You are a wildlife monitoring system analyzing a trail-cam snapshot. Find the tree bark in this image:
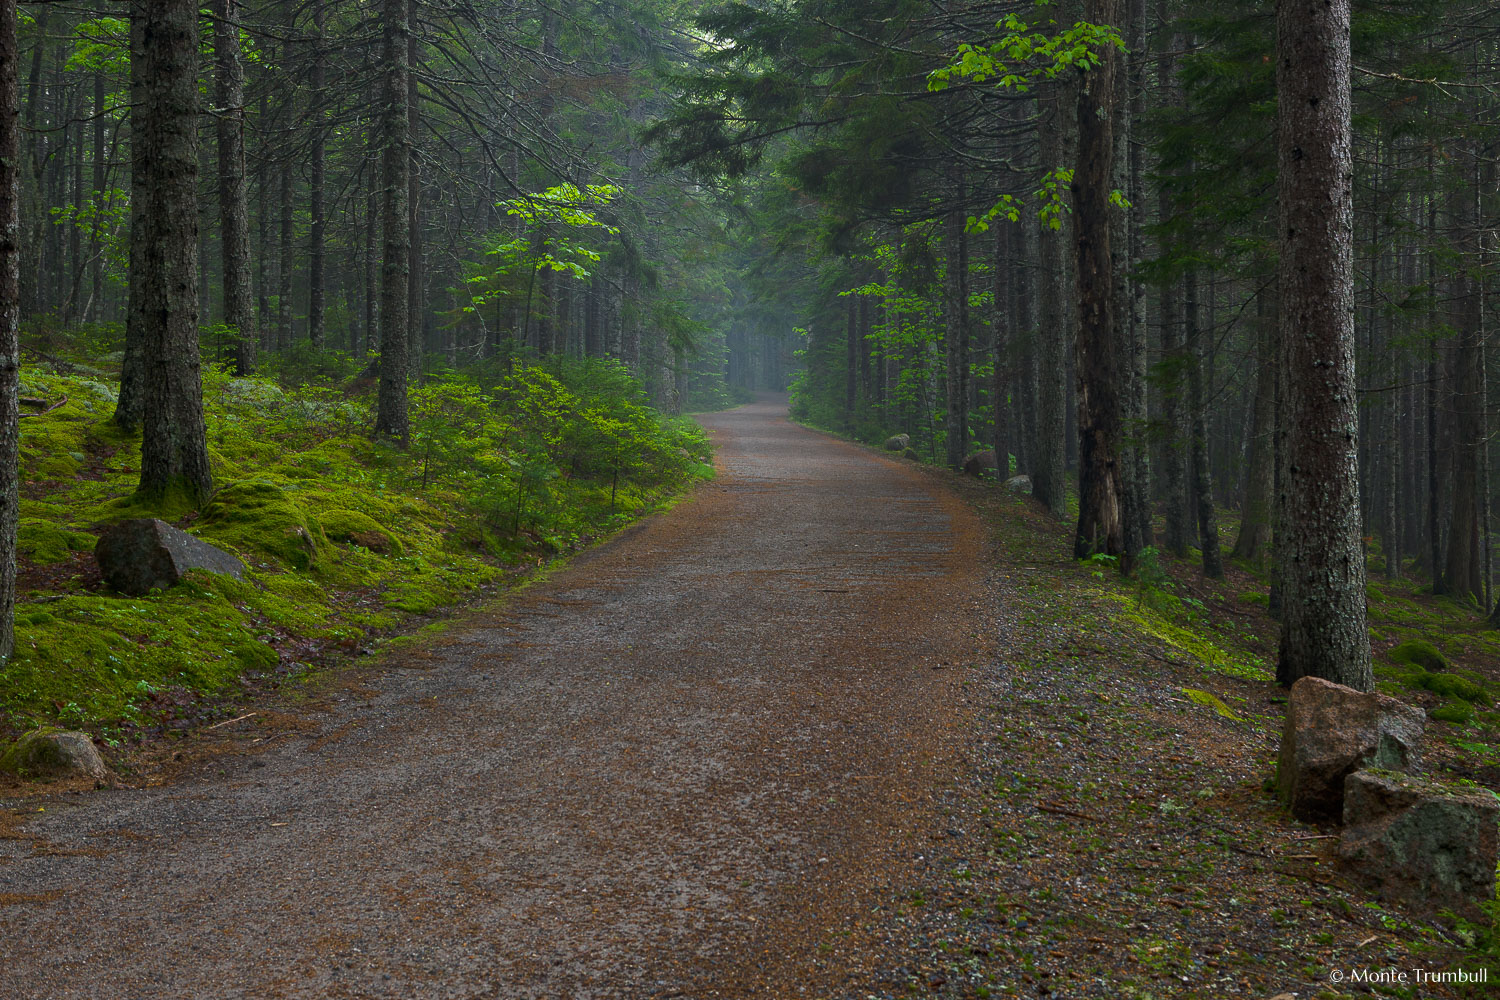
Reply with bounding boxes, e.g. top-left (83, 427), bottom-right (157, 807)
top-left (277, 164), bottom-right (293, 350)
top-left (134, 0), bottom-right (214, 505)
top-left (1033, 86), bottom-right (1070, 516)
top-left (88, 71), bottom-right (104, 323)
top-left (845, 288), bottom-right (857, 430)
top-left (1071, 0), bottom-right (1125, 560)
top-left (1231, 277), bottom-right (1276, 562)
top-left (1156, 16), bottom-right (1189, 557)
top-left (1274, 0), bottom-right (1370, 690)
top-left (1123, 0), bottom-right (1151, 553)
top-left (407, 30), bottom-right (423, 368)
top-left (1185, 269), bottom-right (1223, 577)
top-left (115, 14), bottom-right (148, 431)
top-left (944, 170), bottom-right (970, 469)
top-left (213, 0), bottom-right (255, 374)
top-left (1444, 162), bottom-right (1485, 604)
top-left (0, 0), bottom-right (19, 660)
top-left (307, 0), bottom-right (326, 352)
top-left (374, 0), bottom-right (411, 440)
top-left (992, 217), bottom-right (1010, 475)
